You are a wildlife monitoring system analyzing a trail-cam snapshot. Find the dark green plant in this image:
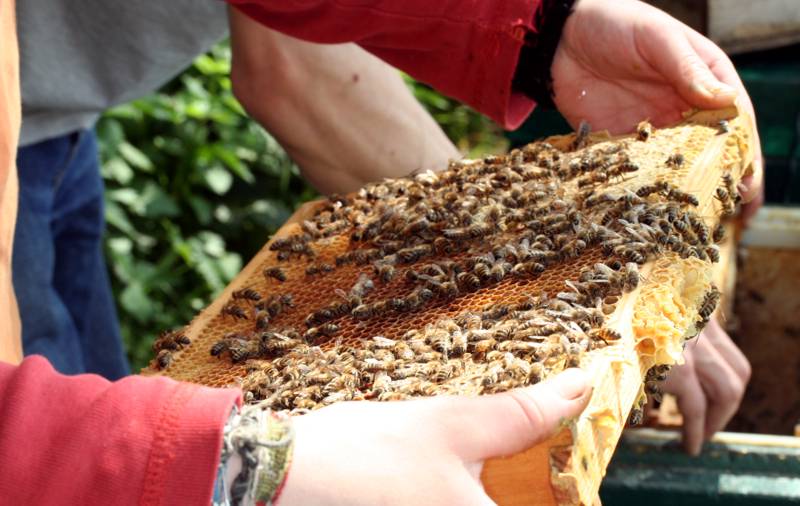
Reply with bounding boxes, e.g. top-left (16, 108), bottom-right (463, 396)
top-left (98, 43), bottom-right (506, 371)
